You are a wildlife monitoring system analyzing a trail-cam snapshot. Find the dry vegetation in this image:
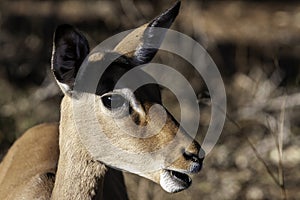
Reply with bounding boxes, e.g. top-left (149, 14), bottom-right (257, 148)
top-left (0, 0), bottom-right (299, 199)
